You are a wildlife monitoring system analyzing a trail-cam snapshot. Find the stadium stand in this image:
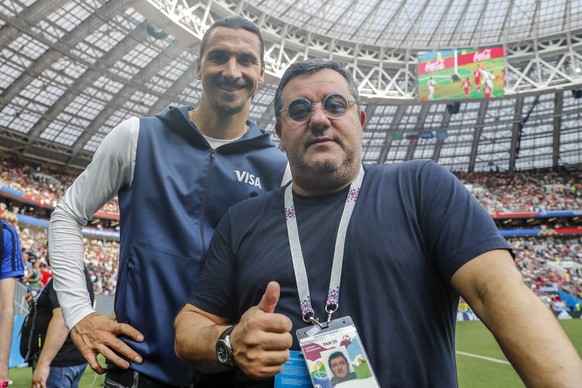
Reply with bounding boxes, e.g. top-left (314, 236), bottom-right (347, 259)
top-left (1, 158), bottom-right (580, 314)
